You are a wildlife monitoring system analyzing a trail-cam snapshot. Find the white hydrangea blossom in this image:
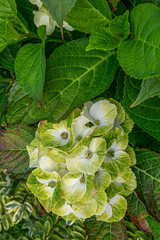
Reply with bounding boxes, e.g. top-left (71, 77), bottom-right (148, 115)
top-left (27, 99), bottom-right (136, 222)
